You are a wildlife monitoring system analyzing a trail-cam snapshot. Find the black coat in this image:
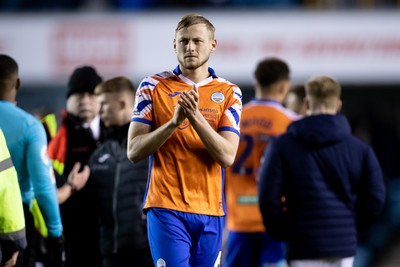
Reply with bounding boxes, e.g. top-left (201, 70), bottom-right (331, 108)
top-left (52, 113), bottom-right (106, 267)
top-left (89, 124), bottom-right (149, 256)
top-left (258, 114), bottom-right (386, 260)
